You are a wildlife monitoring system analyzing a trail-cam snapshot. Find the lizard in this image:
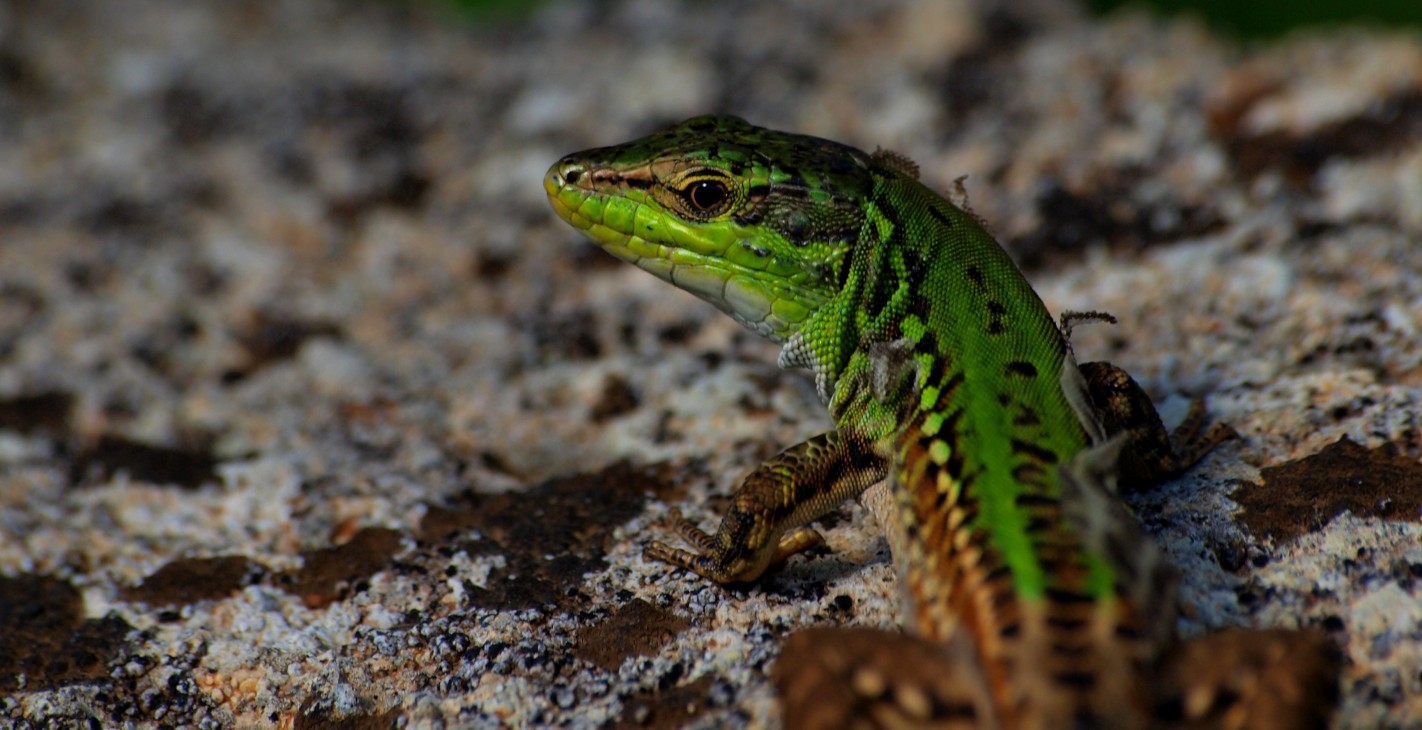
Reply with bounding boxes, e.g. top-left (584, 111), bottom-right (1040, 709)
top-left (544, 115), bottom-right (1340, 729)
